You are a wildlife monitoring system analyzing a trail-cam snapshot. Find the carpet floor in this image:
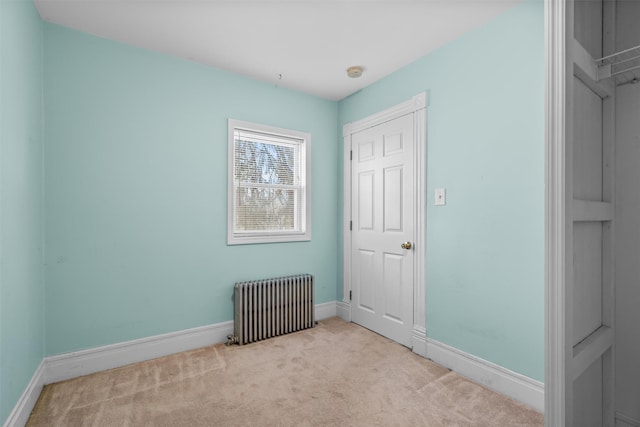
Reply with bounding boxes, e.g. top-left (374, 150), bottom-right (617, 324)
top-left (27, 317), bottom-right (543, 426)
